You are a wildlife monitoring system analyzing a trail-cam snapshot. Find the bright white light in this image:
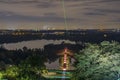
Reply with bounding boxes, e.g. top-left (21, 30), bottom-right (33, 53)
top-left (63, 68), bottom-right (66, 71)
